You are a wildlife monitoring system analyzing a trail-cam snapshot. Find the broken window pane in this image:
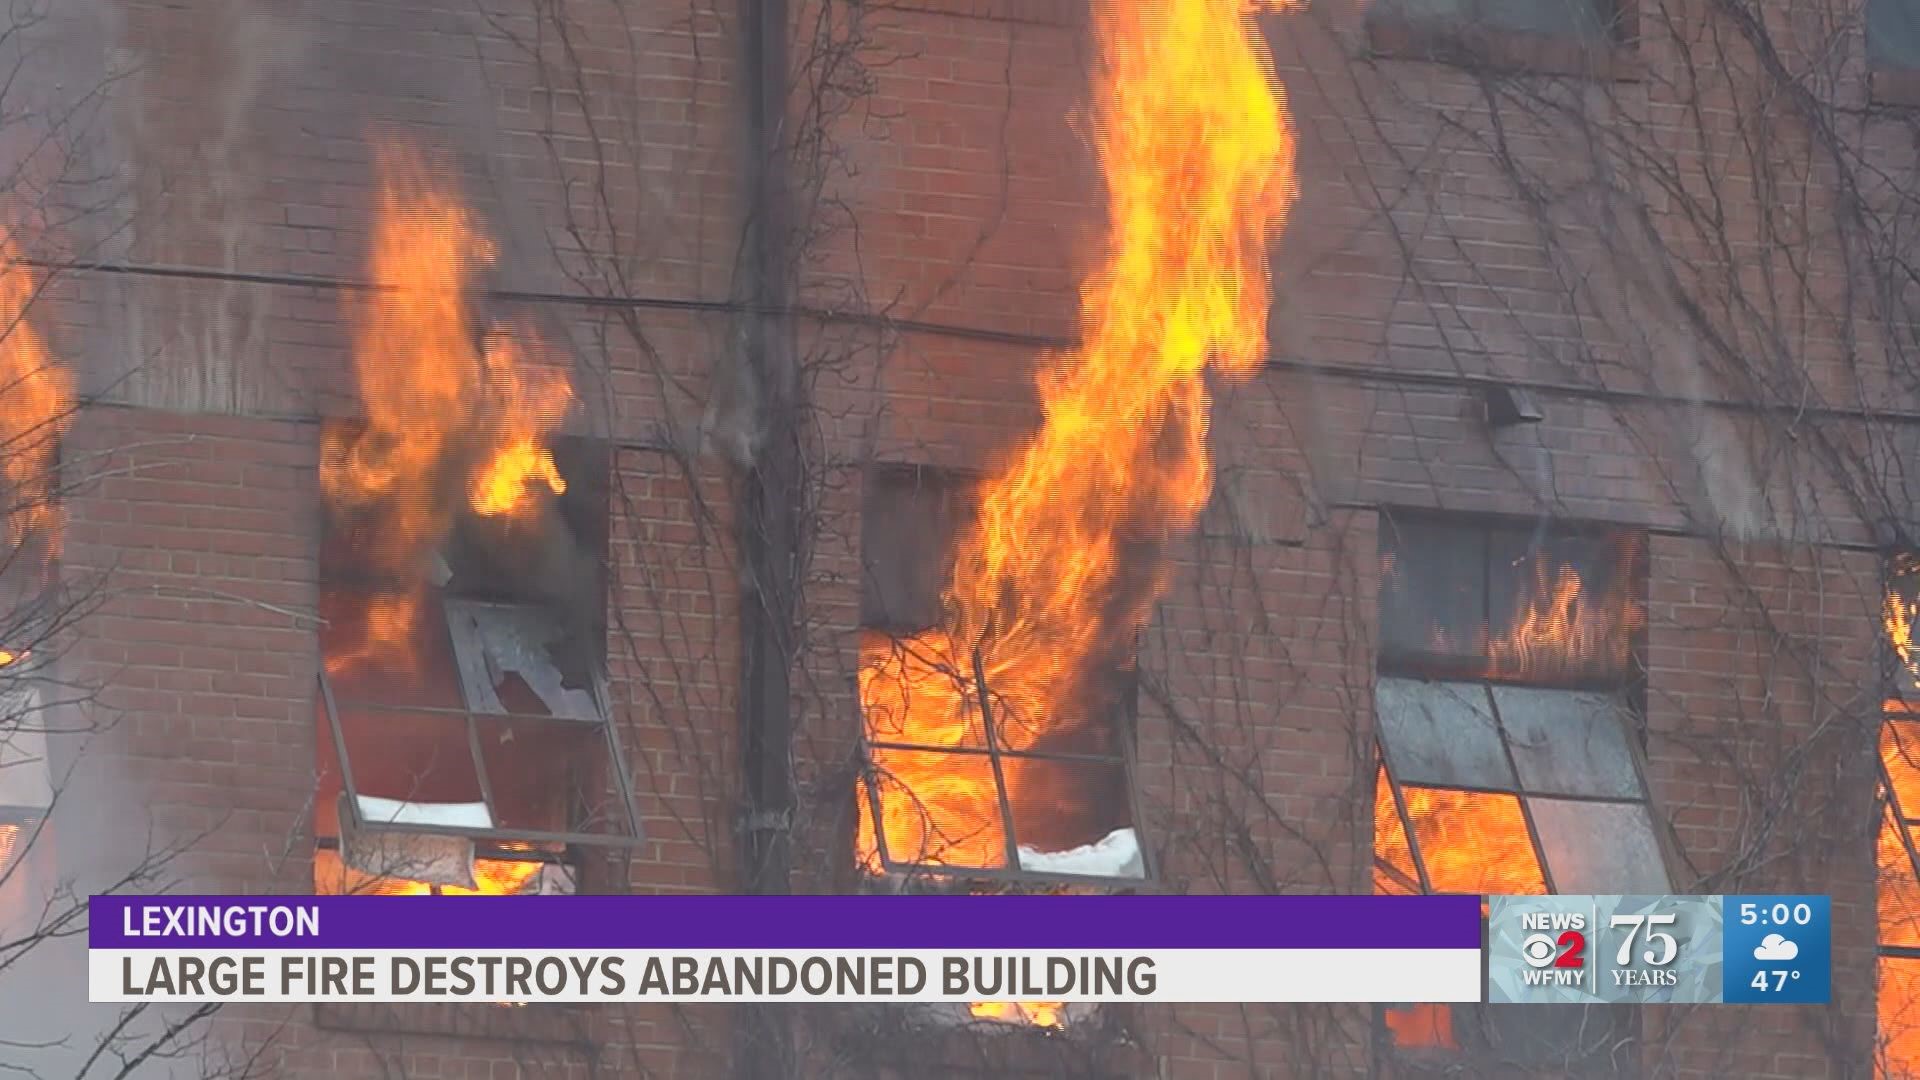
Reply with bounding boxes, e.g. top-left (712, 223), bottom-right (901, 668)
top-left (1528, 797), bottom-right (1669, 894)
top-left (1493, 686), bottom-right (1642, 799)
top-left (1375, 677), bottom-right (1511, 789)
top-left (445, 598), bottom-right (603, 722)
top-left (1399, 786), bottom-right (1545, 894)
